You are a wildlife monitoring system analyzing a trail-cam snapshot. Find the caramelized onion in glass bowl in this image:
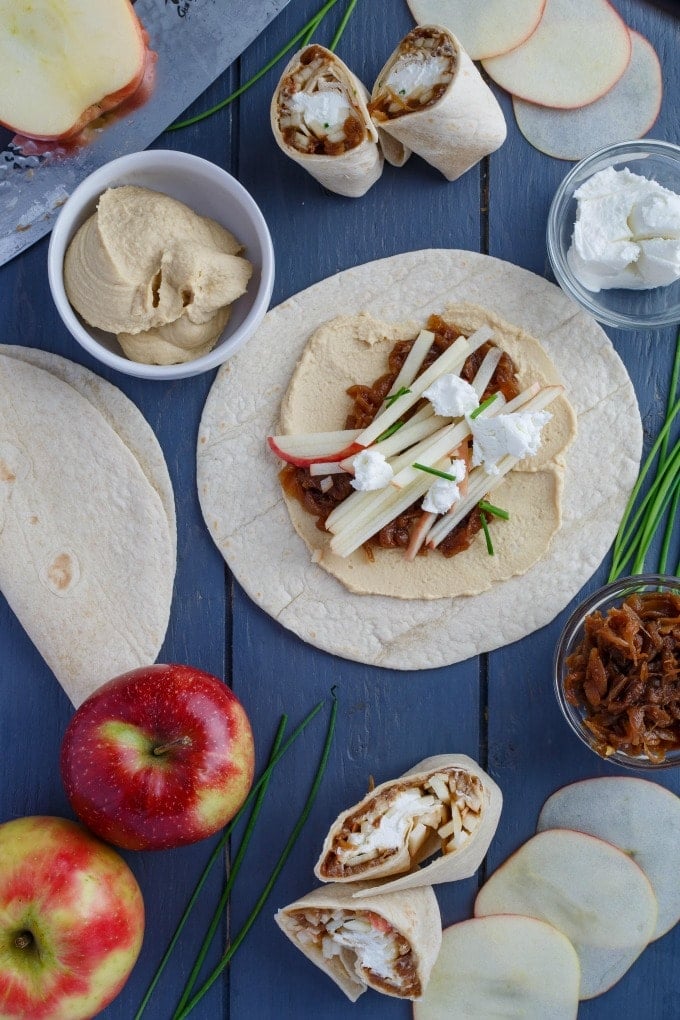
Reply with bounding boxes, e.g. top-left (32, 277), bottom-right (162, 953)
top-left (554, 575), bottom-right (680, 769)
